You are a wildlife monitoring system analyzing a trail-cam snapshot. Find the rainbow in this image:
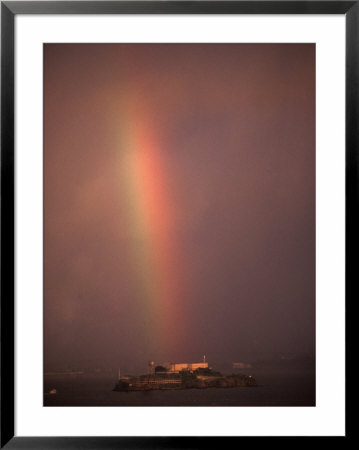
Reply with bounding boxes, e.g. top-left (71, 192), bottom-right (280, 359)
top-left (115, 99), bottom-right (185, 355)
